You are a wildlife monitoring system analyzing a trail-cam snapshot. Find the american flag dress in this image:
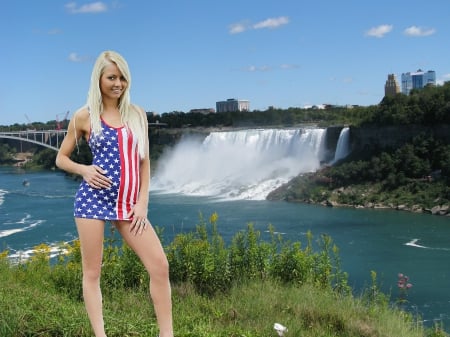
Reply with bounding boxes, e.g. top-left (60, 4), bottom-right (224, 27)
top-left (74, 119), bottom-right (140, 221)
